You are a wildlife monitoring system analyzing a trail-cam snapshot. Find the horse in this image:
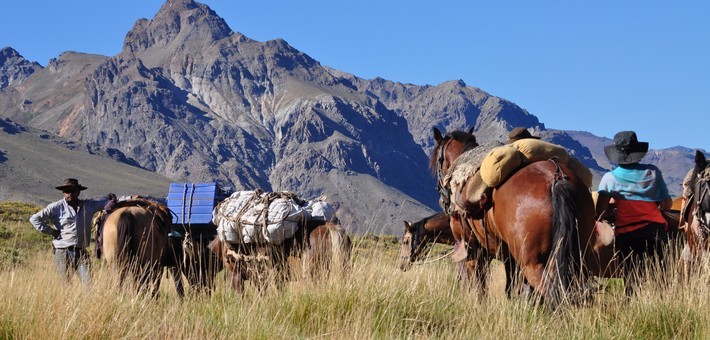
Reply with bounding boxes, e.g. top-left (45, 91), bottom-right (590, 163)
top-left (398, 212), bottom-right (456, 271)
top-left (164, 229), bottom-right (223, 296)
top-left (101, 199), bottom-right (172, 296)
top-left (679, 150), bottom-right (710, 270)
top-left (431, 127), bottom-right (605, 307)
top-left (305, 222), bottom-right (352, 278)
top-left (209, 218), bottom-right (351, 293)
